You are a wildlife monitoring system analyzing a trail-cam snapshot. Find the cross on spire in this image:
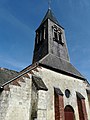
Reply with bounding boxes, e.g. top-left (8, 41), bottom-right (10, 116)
top-left (48, 0), bottom-right (51, 9)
